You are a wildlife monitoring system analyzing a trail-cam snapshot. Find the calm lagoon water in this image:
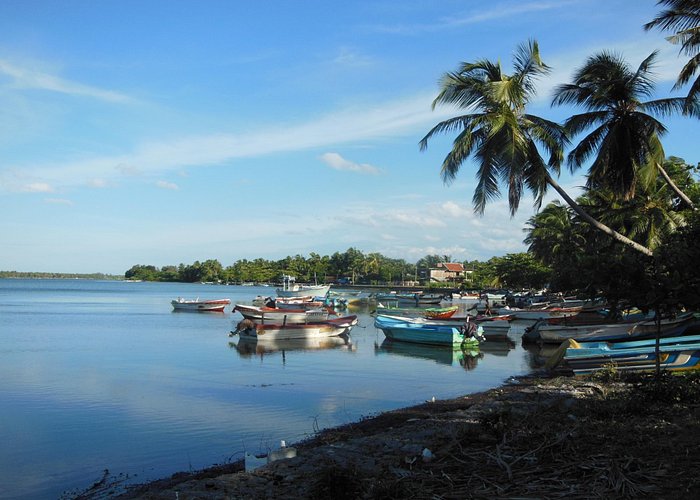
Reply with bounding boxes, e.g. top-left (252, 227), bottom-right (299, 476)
top-left (0, 279), bottom-right (538, 499)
